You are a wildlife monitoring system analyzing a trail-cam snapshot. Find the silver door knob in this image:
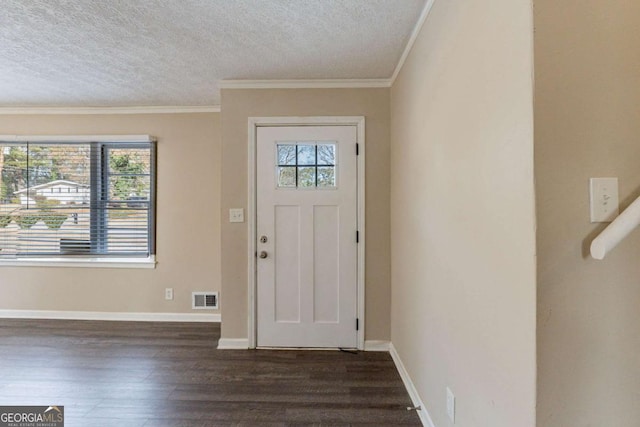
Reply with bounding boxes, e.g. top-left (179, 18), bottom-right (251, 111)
top-left (259, 251), bottom-right (268, 259)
